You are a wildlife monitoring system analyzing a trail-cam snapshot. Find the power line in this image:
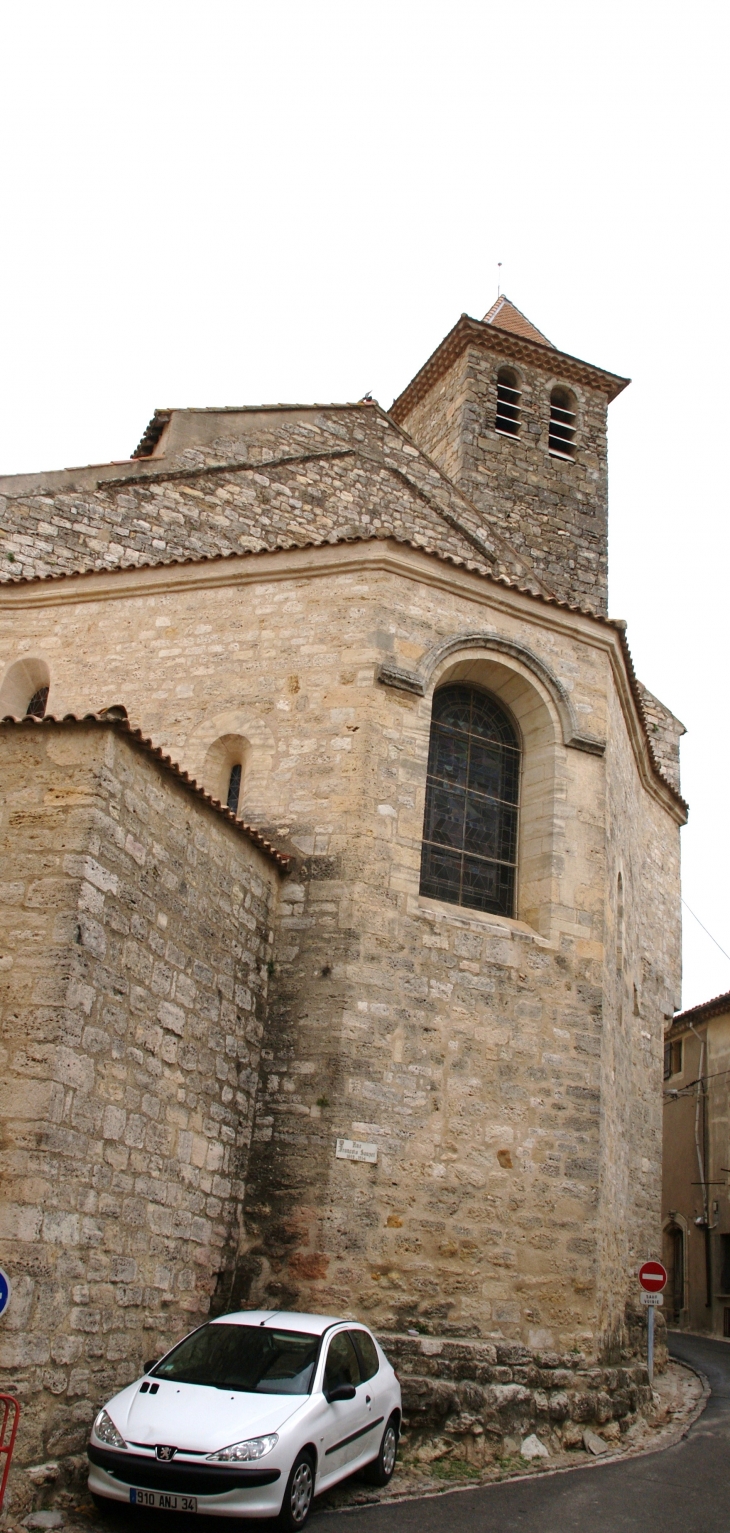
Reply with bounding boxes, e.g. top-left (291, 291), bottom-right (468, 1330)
top-left (682, 897), bottom-right (730, 965)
